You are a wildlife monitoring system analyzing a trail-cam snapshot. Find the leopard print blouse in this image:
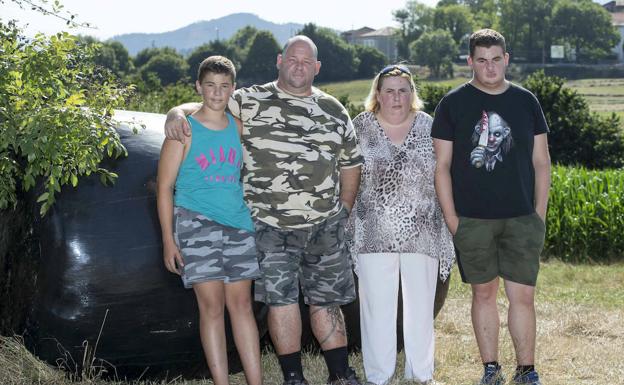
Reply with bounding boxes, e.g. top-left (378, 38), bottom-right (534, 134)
top-left (347, 111), bottom-right (455, 281)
